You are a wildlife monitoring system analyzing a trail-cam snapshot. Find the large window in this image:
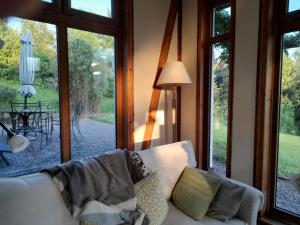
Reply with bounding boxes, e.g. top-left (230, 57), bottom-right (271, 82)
top-left (0, 18), bottom-right (61, 176)
top-left (256, 0), bottom-right (300, 223)
top-left (0, 0), bottom-right (127, 177)
top-left (274, 31), bottom-right (300, 217)
top-left (204, 1), bottom-right (234, 177)
top-left (67, 28), bottom-right (116, 160)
